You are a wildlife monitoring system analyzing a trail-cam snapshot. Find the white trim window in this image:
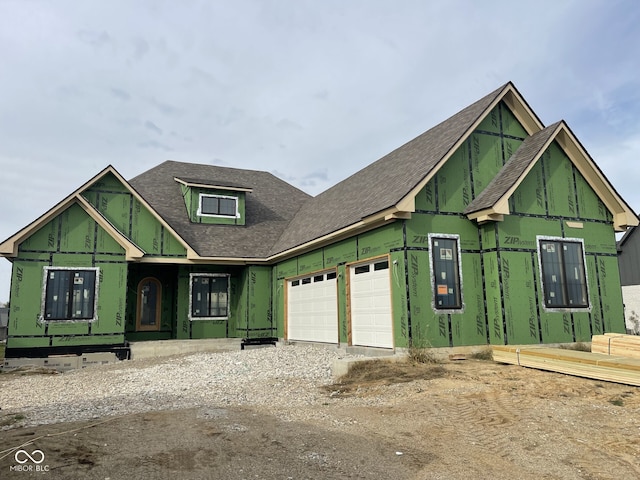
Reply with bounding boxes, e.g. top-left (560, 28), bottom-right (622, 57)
top-left (429, 234), bottom-right (464, 312)
top-left (42, 267), bottom-right (99, 321)
top-left (189, 273), bottom-right (230, 320)
top-left (537, 236), bottom-right (590, 311)
top-left (197, 193), bottom-right (239, 218)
